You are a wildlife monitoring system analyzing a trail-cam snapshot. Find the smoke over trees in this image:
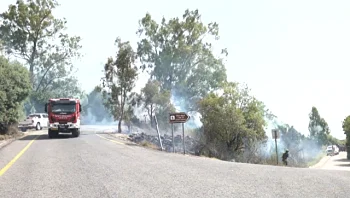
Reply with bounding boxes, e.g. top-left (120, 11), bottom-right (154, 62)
top-left (130, 10), bottom-right (285, 162)
top-left (90, 9), bottom-right (343, 164)
top-left (308, 107), bottom-right (330, 146)
top-left (137, 80), bottom-right (175, 128)
top-left (80, 88), bottom-right (112, 124)
top-left (136, 9), bottom-right (227, 111)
